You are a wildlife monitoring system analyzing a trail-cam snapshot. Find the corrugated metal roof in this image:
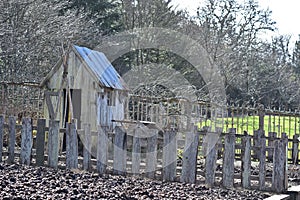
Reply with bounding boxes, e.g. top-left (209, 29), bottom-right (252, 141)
top-left (74, 45), bottom-right (127, 90)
